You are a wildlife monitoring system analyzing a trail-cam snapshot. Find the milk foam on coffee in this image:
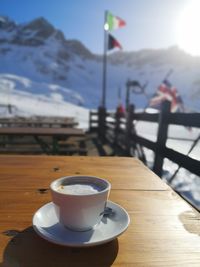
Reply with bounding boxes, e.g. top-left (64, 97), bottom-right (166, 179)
top-left (57, 183), bottom-right (101, 195)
